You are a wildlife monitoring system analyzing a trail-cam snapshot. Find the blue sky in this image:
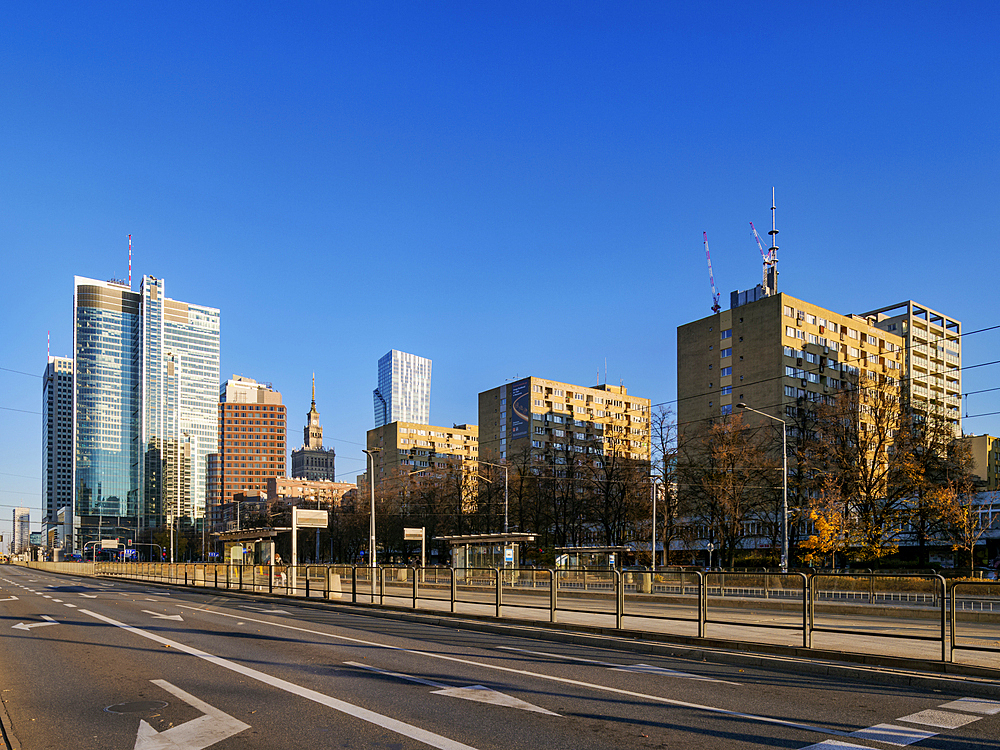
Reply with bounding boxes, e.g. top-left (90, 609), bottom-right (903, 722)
top-left (2, 2), bottom-right (999, 541)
